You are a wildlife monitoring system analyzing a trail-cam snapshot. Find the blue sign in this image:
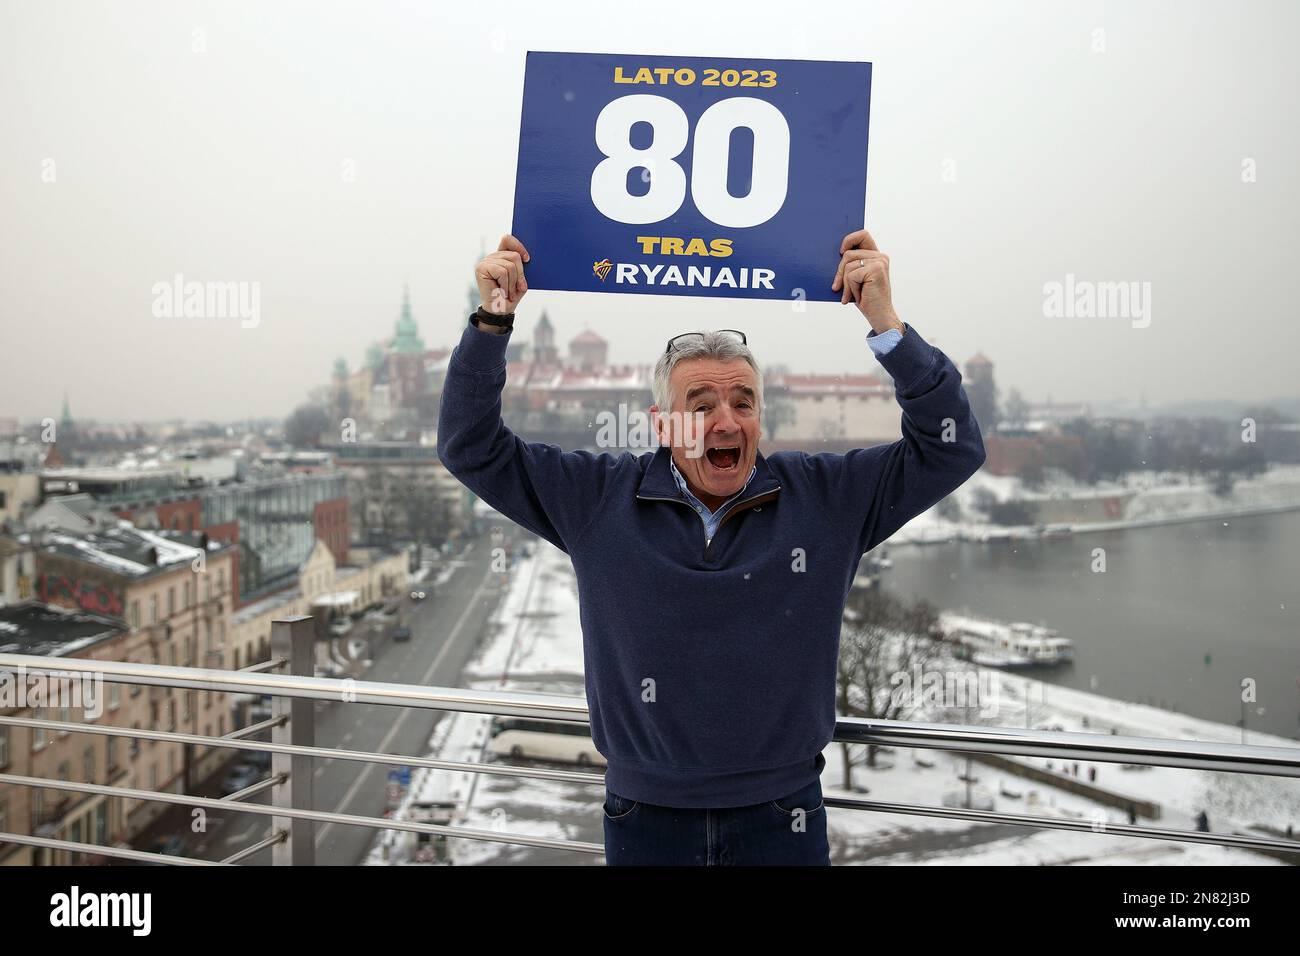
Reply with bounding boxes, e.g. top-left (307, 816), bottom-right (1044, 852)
top-left (511, 51), bottom-right (872, 303)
